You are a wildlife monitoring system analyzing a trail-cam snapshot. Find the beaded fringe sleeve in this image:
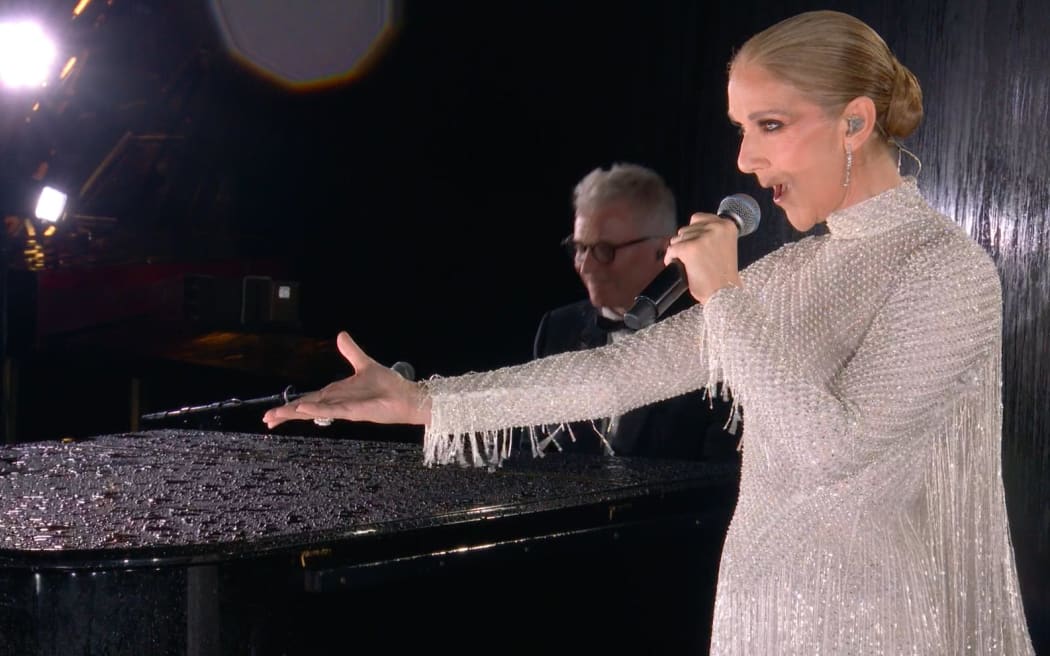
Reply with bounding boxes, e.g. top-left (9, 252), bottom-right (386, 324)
top-left (419, 179), bottom-right (1033, 654)
top-left (420, 303), bottom-right (715, 467)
